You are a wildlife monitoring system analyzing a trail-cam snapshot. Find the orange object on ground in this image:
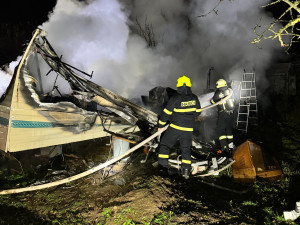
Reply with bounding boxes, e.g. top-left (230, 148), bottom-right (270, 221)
top-left (232, 140), bottom-right (283, 181)
top-left (144, 148), bottom-right (149, 155)
top-left (217, 150), bottom-right (223, 155)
